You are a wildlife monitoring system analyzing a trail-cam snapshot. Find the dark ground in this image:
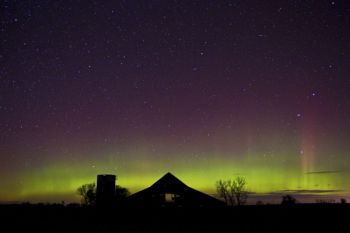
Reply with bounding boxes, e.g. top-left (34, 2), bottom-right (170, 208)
top-left (1, 204), bottom-right (349, 233)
